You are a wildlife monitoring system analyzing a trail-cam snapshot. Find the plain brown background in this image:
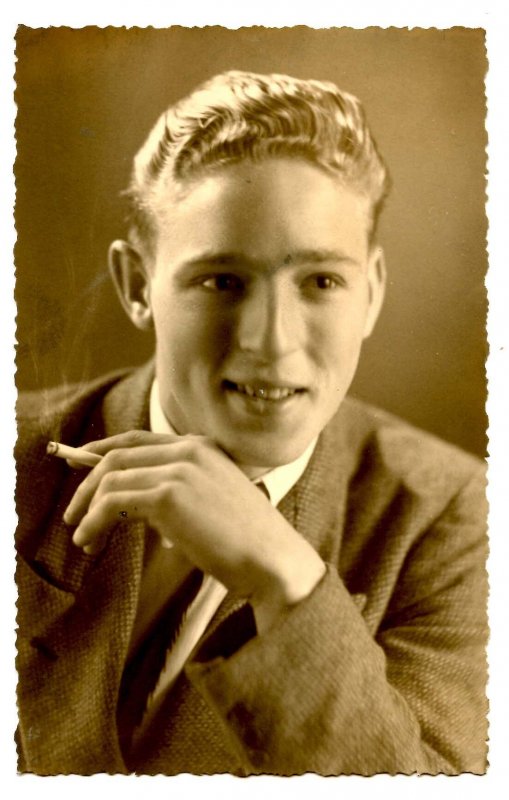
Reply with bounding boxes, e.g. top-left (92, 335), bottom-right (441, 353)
top-left (15, 26), bottom-right (488, 457)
